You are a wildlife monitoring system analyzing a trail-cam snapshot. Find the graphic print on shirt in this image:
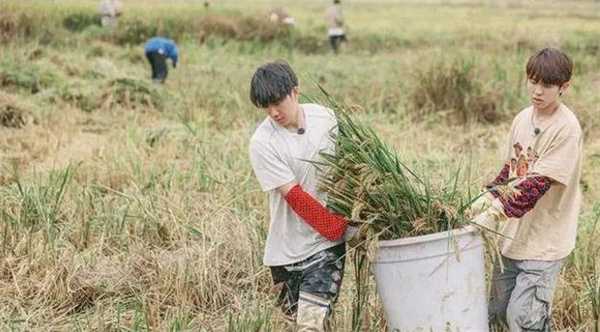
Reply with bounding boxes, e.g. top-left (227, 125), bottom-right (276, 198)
top-left (510, 142), bottom-right (539, 178)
